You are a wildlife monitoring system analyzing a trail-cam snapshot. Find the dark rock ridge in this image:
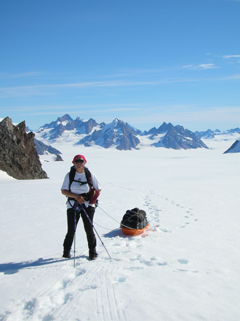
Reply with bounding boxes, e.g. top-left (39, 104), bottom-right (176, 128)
top-left (223, 140), bottom-right (240, 154)
top-left (34, 138), bottom-right (61, 155)
top-left (0, 117), bottom-right (48, 179)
